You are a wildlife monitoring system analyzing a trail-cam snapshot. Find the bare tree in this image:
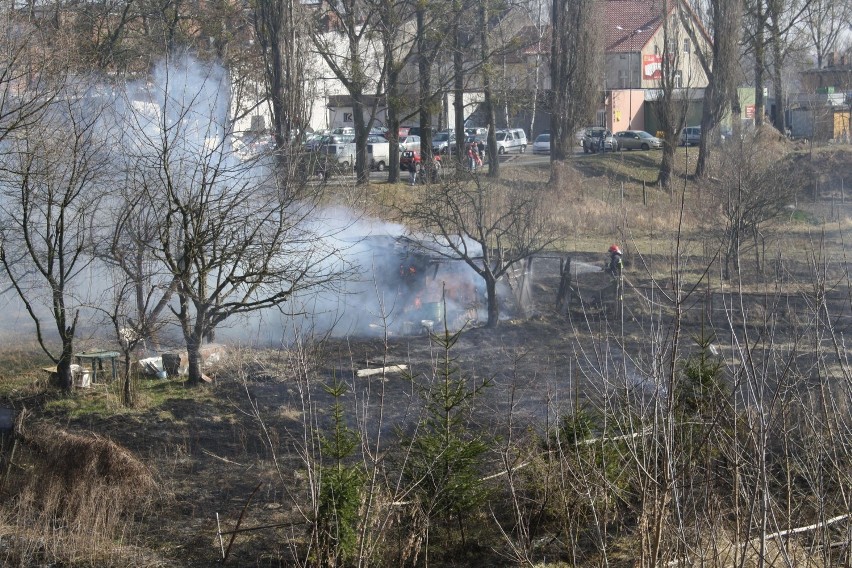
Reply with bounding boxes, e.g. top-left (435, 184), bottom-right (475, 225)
top-left (682, 0), bottom-right (743, 179)
top-left (310, 0), bottom-right (388, 185)
top-left (743, 0), bottom-right (810, 132)
top-left (414, 1), bottom-right (450, 182)
top-left (401, 175), bottom-right (557, 328)
top-left (704, 131), bottom-right (801, 279)
top-left (96, 191), bottom-right (179, 405)
top-left (655, 0), bottom-right (691, 189)
top-left (0, 91), bottom-right (111, 392)
top-left (548, 0), bottom-right (602, 186)
top-left (377, 0), bottom-right (417, 183)
top-left (67, 0), bottom-right (141, 71)
top-left (0, 19), bottom-right (58, 148)
top-left (124, 56), bottom-right (345, 384)
top-left (765, 0), bottom-right (810, 133)
top-left (803, 0), bottom-right (850, 69)
top-left (254, 0), bottom-right (314, 148)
